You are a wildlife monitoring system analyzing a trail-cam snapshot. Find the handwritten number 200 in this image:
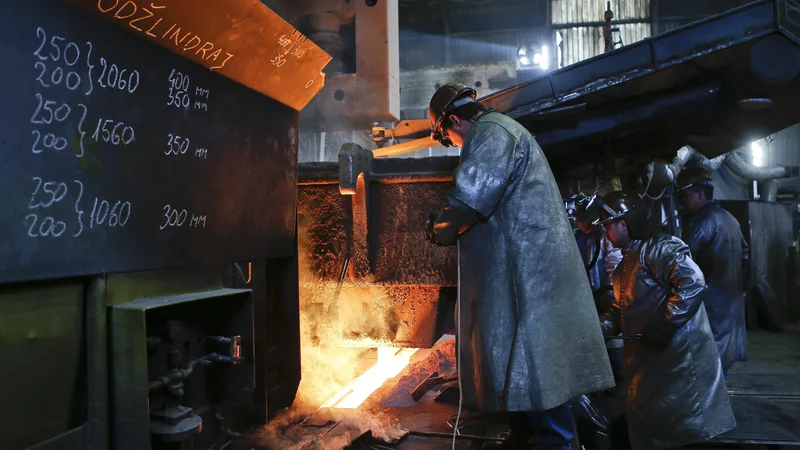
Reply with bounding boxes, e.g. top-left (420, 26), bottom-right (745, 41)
top-left (32, 130), bottom-right (68, 154)
top-left (25, 214), bottom-right (67, 238)
top-left (35, 62), bottom-right (81, 90)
